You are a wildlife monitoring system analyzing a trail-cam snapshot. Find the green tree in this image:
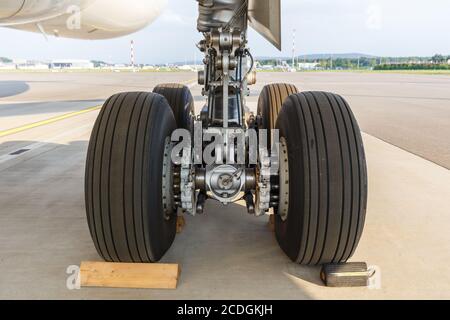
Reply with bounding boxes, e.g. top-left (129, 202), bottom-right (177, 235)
top-left (0, 57), bottom-right (12, 63)
top-left (432, 54), bottom-right (445, 64)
